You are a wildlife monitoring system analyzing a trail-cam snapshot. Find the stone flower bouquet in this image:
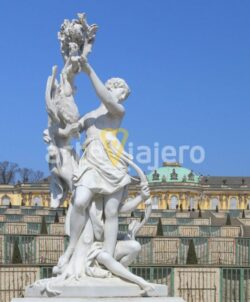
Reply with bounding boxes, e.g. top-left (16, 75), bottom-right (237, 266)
top-left (58, 13), bottom-right (98, 63)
